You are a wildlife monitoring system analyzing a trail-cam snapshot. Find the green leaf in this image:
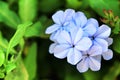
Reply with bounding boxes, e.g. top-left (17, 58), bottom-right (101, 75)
top-left (7, 22), bottom-right (32, 56)
top-left (88, 0), bottom-right (120, 17)
top-left (0, 32), bottom-right (9, 51)
top-left (65, 75), bottom-right (81, 80)
top-left (25, 21), bottom-right (42, 37)
top-left (83, 70), bottom-right (100, 80)
top-left (24, 42), bottom-right (37, 80)
top-left (112, 20), bottom-right (120, 34)
top-left (65, 70), bottom-right (84, 80)
top-left (113, 35), bottom-right (120, 53)
top-left (103, 61), bottom-right (120, 80)
top-left (7, 0), bottom-right (16, 4)
top-left (0, 72), bottom-right (5, 78)
top-left (19, 0), bottom-right (37, 22)
top-left (39, 0), bottom-right (63, 13)
top-left (39, 16), bottom-right (52, 38)
top-left (5, 62), bottom-right (16, 74)
top-left (66, 0), bottom-right (82, 9)
top-left (0, 50), bottom-right (5, 66)
top-left (0, 1), bottom-right (21, 29)
top-left (5, 59), bottom-right (28, 80)
top-left (0, 32), bottom-right (16, 54)
top-left (25, 20), bottom-right (49, 38)
top-left (64, 64), bottom-right (85, 80)
top-left (65, 74), bottom-right (84, 80)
